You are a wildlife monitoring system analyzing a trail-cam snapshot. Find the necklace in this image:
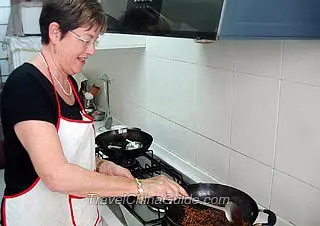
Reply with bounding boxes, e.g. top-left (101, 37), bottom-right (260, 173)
top-left (38, 52), bottom-right (72, 96)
